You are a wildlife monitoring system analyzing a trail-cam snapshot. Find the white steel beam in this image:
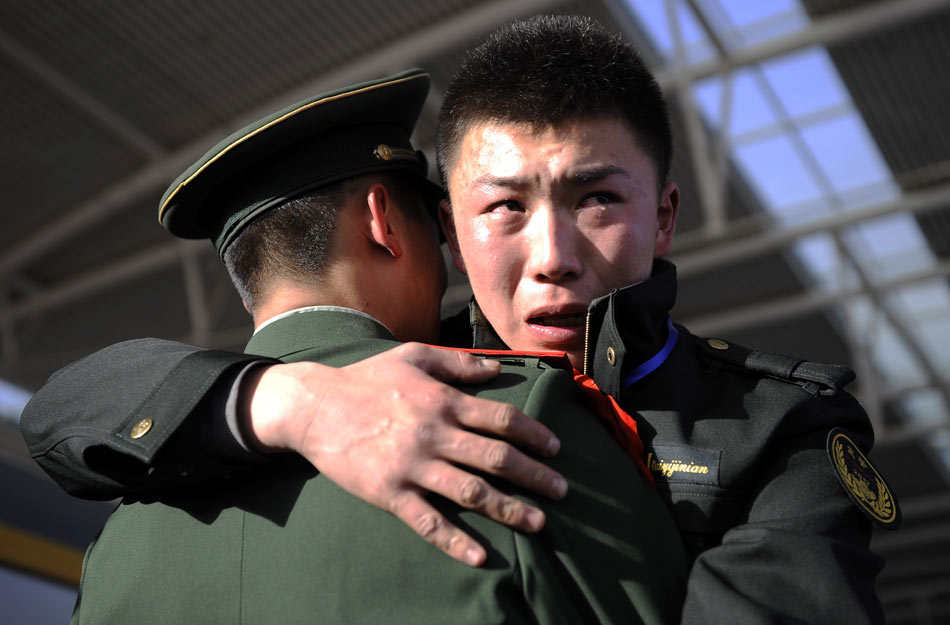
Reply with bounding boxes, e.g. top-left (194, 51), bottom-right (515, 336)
top-left (0, 0), bottom-right (562, 279)
top-left (667, 0), bottom-right (731, 237)
top-left (179, 239), bottom-right (212, 346)
top-left (0, 31), bottom-right (163, 159)
top-left (0, 243), bottom-right (181, 325)
top-left (683, 258), bottom-right (950, 336)
top-left (670, 182), bottom-right (950, 277)
top-left (6, 182), bottom-right (949, 328)
top-left (655, 0), bottom-right (950, 89)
